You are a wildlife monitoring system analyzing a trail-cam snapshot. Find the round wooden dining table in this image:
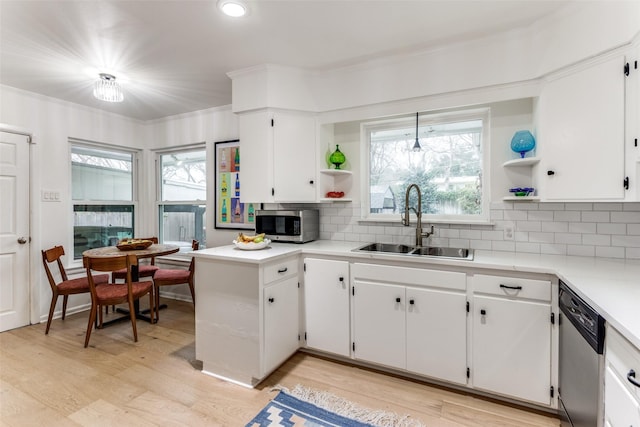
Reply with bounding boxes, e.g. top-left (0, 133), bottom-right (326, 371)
top-left (83, 243), bottom-right (180, 262)
top-left (83, 243), bottom-right (180, 325)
